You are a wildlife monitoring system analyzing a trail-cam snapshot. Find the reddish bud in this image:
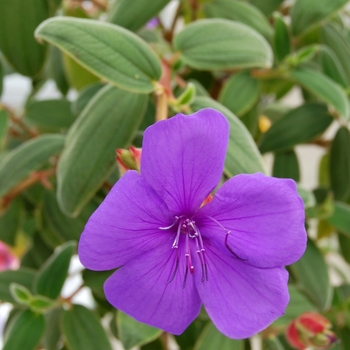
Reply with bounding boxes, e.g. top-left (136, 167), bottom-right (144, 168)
top-left (286, 312), bottom-right (337, 350)
top-left (200, 194), bottom-right (214, 208)
top-left (116, 147), bottom-right (142, 176)
top-left (0, 241), bottom-right (19, 271)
